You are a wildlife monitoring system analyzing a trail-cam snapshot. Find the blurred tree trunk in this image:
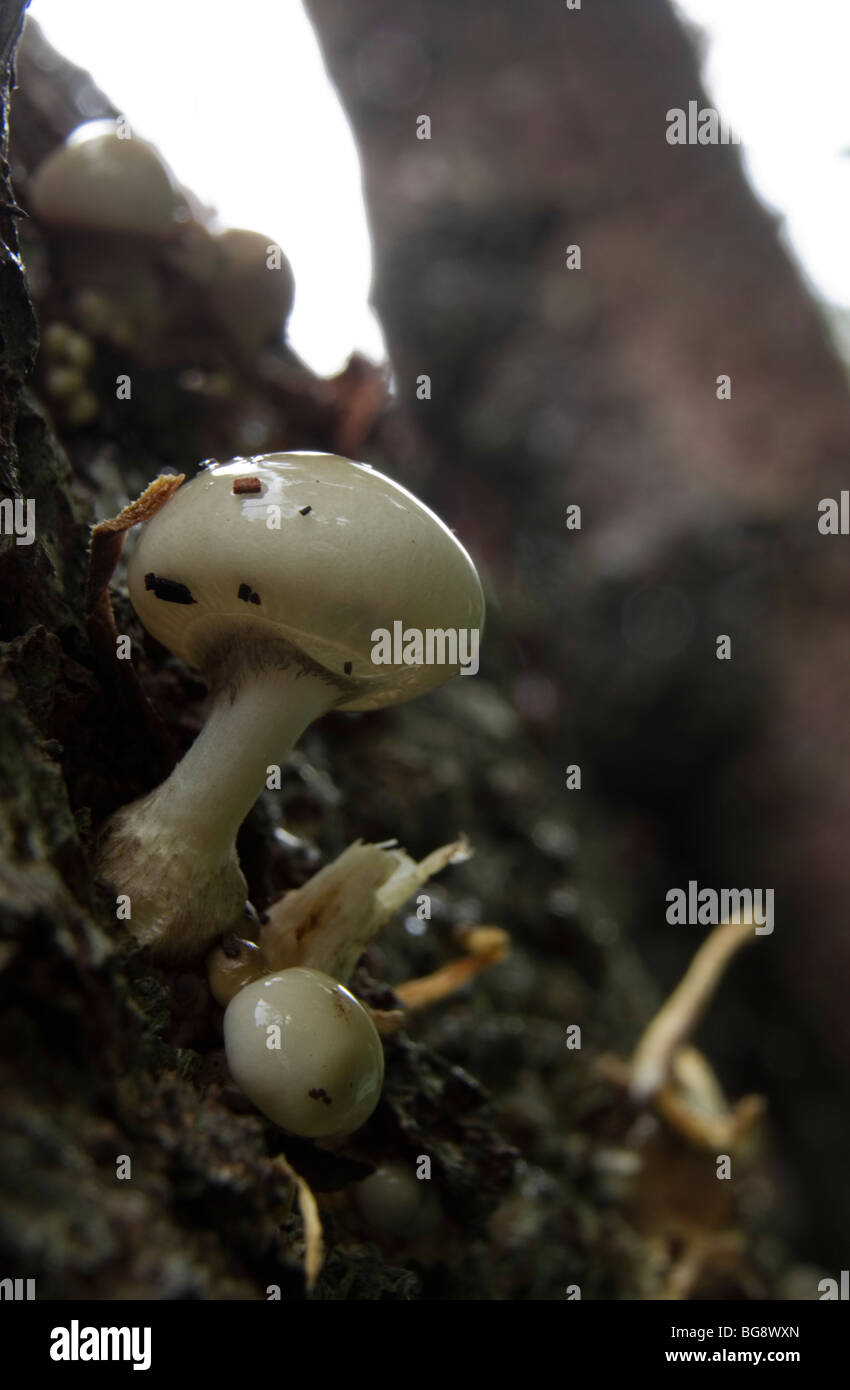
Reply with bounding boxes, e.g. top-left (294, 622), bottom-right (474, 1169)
top-left (306, 0), bottom-right (850, 1260)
